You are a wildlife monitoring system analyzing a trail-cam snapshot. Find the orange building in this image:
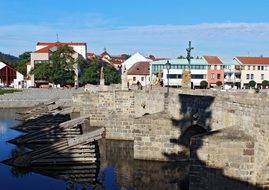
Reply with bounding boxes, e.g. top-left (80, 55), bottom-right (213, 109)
top-left (204, 56), bottom-right (224, 88)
